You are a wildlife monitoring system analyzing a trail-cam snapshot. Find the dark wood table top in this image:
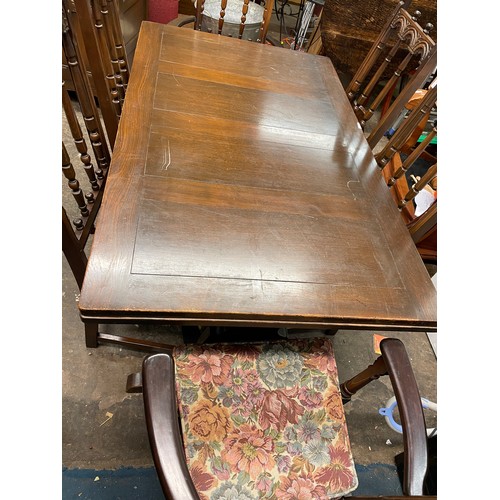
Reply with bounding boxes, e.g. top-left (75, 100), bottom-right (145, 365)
top-left (79, 21), bottom-right (437, 332)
